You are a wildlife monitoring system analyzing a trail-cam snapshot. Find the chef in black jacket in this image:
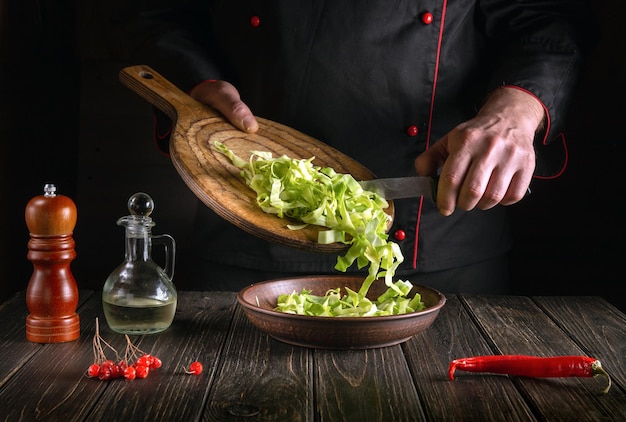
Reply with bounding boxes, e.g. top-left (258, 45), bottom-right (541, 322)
top-left (131, 1), bottom-right (594, 292)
